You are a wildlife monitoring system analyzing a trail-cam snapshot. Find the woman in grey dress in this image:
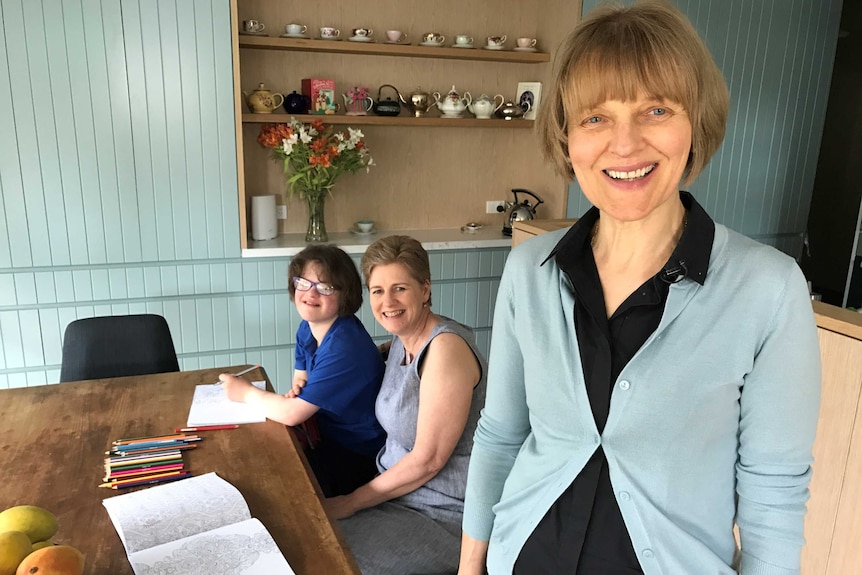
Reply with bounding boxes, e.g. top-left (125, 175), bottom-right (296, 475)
top-left (324, 235), bottom-right (487, 575)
